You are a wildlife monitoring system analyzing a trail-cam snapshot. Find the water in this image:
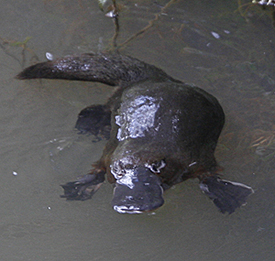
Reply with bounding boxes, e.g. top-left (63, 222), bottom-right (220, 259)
top-left (0, 0), bottom-right (274, 260)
